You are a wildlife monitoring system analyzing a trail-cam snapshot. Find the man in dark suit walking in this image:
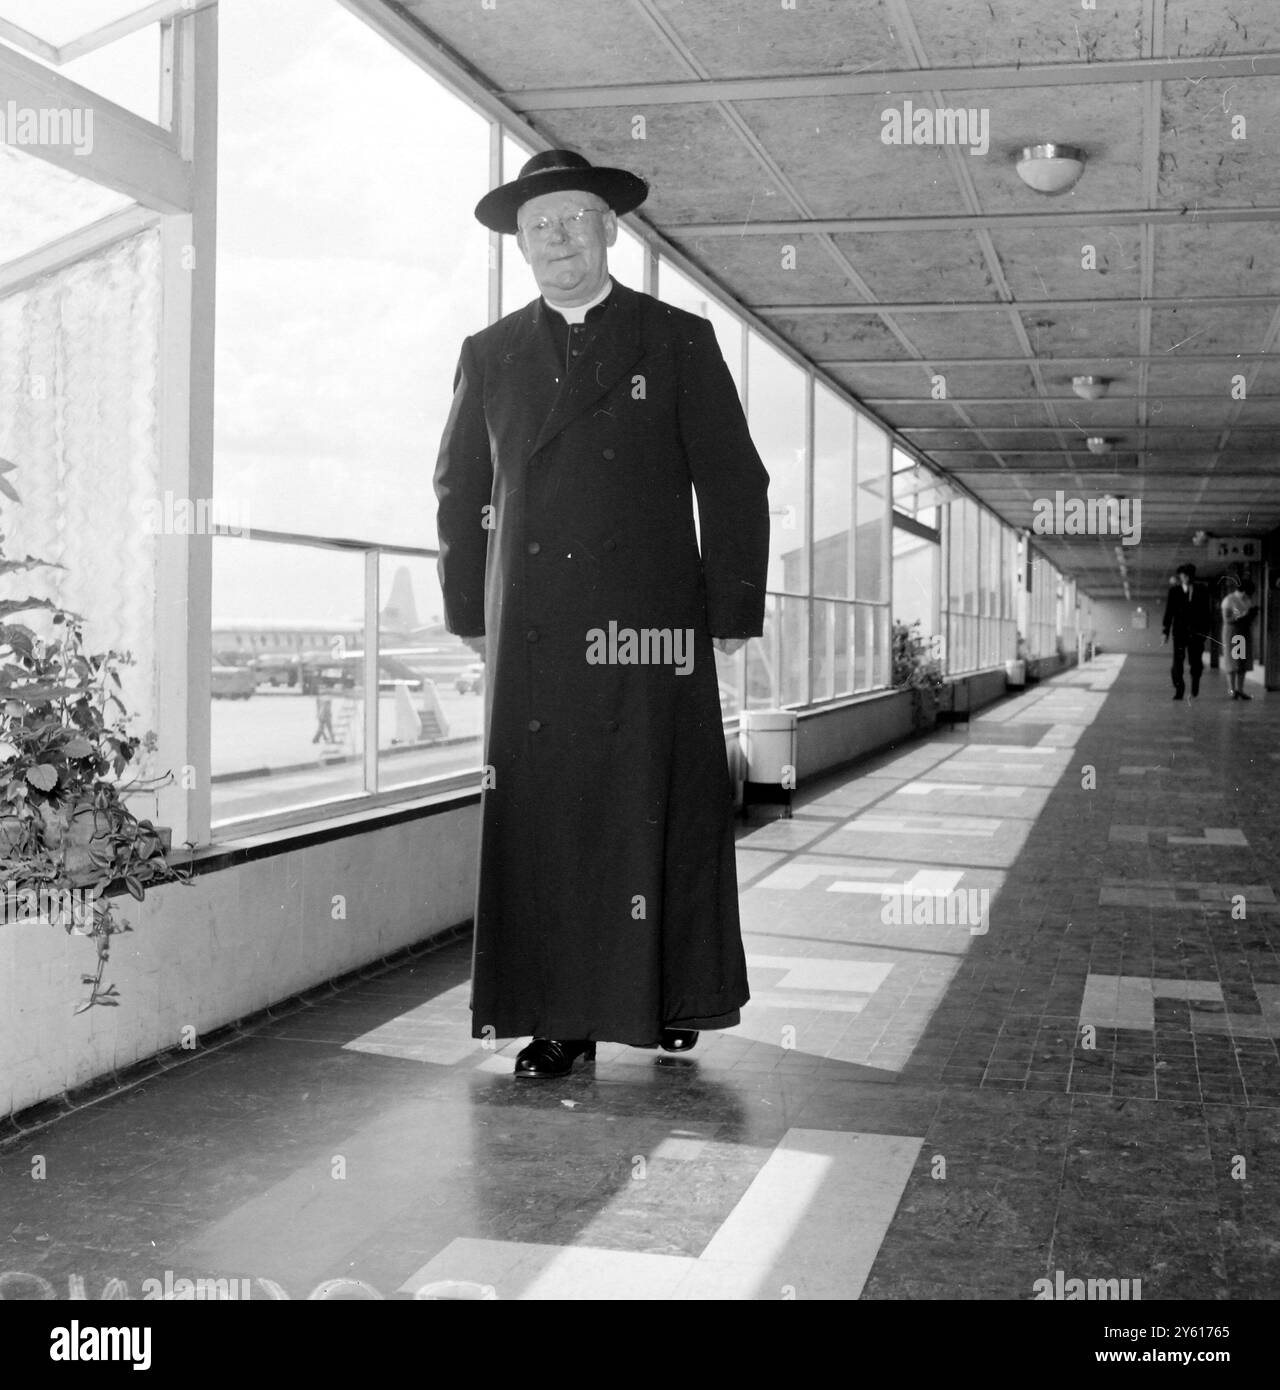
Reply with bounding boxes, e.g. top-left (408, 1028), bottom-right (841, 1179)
top-left (434, 150), bottom-right (771, 1077)
top-left (1162, 562), bottom-right (1213, 699)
